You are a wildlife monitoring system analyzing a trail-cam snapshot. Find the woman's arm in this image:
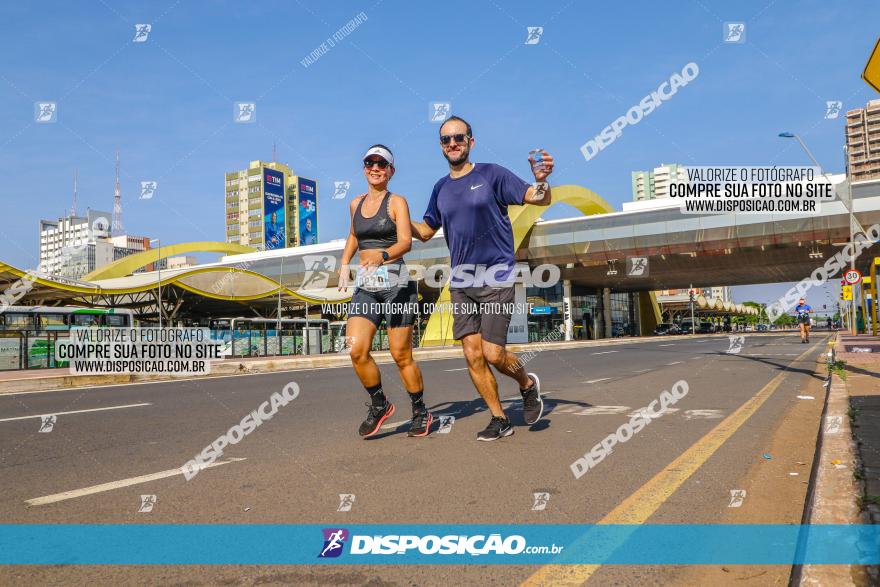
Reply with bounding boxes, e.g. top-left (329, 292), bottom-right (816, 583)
top-left (338, 197), bottom-right (362, 289)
